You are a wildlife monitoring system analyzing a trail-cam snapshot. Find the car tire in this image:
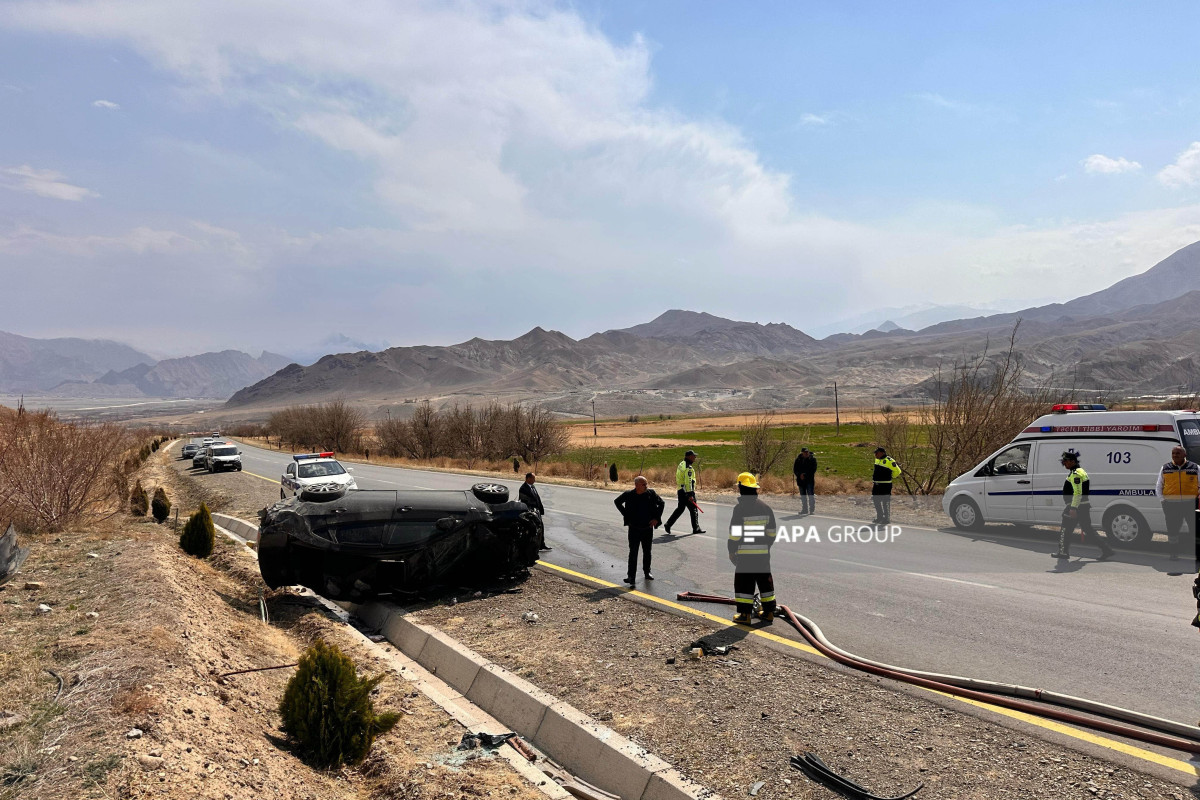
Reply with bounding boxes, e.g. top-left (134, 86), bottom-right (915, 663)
top-left (471, 483), bottom-right (510, 504)
top-left (950, 497), bottom-right (983, 531)
top-left (280, 488), bottom-right (286, 500)
top-left (1103, 506), bottom-right (1151, 549)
